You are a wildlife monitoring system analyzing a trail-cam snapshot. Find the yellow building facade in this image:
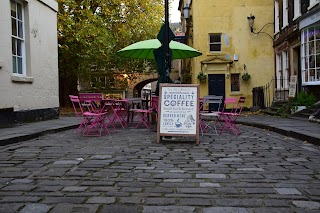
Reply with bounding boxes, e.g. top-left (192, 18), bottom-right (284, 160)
top-left (179, 0), bottom-right (274, 108)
